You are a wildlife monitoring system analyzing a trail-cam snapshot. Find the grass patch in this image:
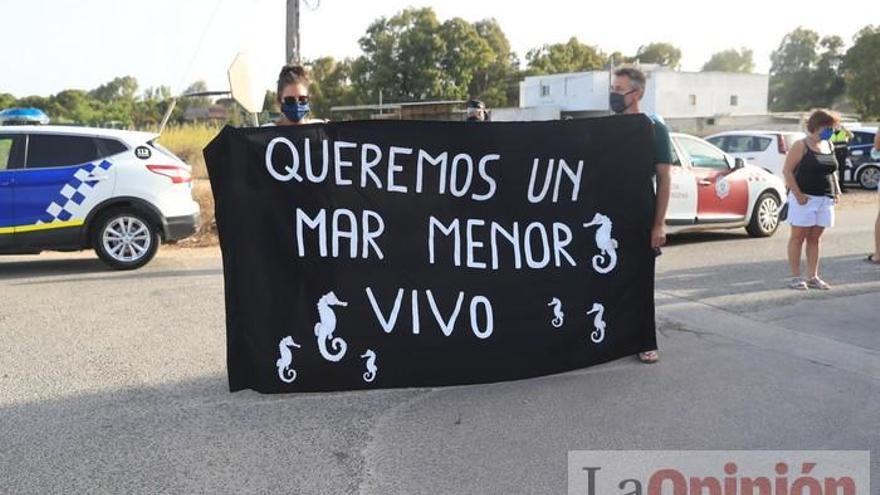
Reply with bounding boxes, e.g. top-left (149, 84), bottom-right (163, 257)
top-left (155, 125), bottom-right (222, 246)
top-left (173, 179), bottom-right (217, 247)
top-left (157, 124), bottom-right (222, 180)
